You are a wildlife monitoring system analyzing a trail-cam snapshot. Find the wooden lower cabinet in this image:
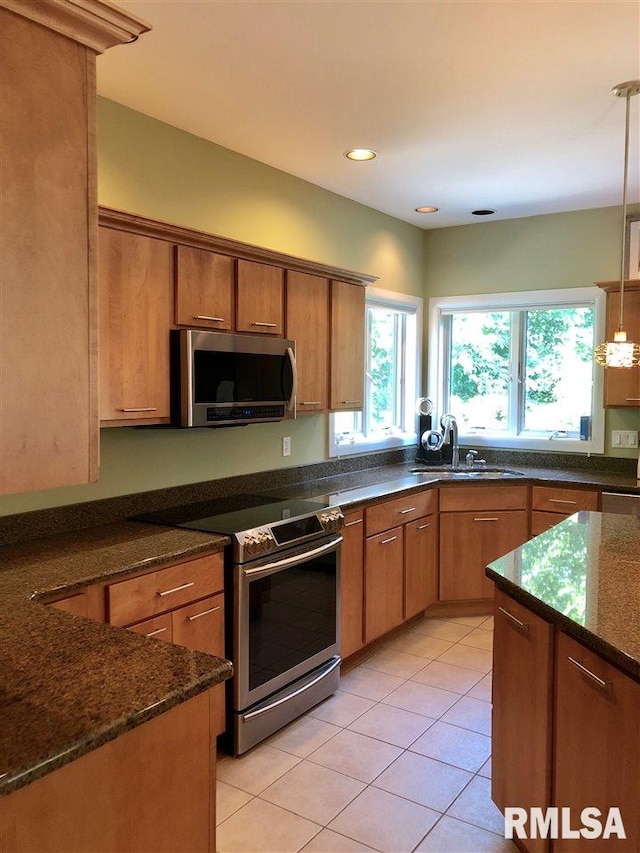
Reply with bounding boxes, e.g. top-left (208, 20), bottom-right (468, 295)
top-left (492, 589), bottom-right (553, 853)
top-left (364, 526), bottom-right (404, 642)
top-left (553, 632), bottom-right (640, 852)
top-left (126, 589), bottom-right (226, 737)
top-left (531, 486), bottom-right (600, 537)
top-left (492, 588), bottom-right (640, 853)
top-left (404, 514), bottom-right (438, 619)
top-left (0, 690), bottom-right (216, 853)
top-left (439, 509), bottom-right (528, 600)
top-left (172, 594), bottom-right (226, 736)
top-left (340, 510), bottom-right (365, 659)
